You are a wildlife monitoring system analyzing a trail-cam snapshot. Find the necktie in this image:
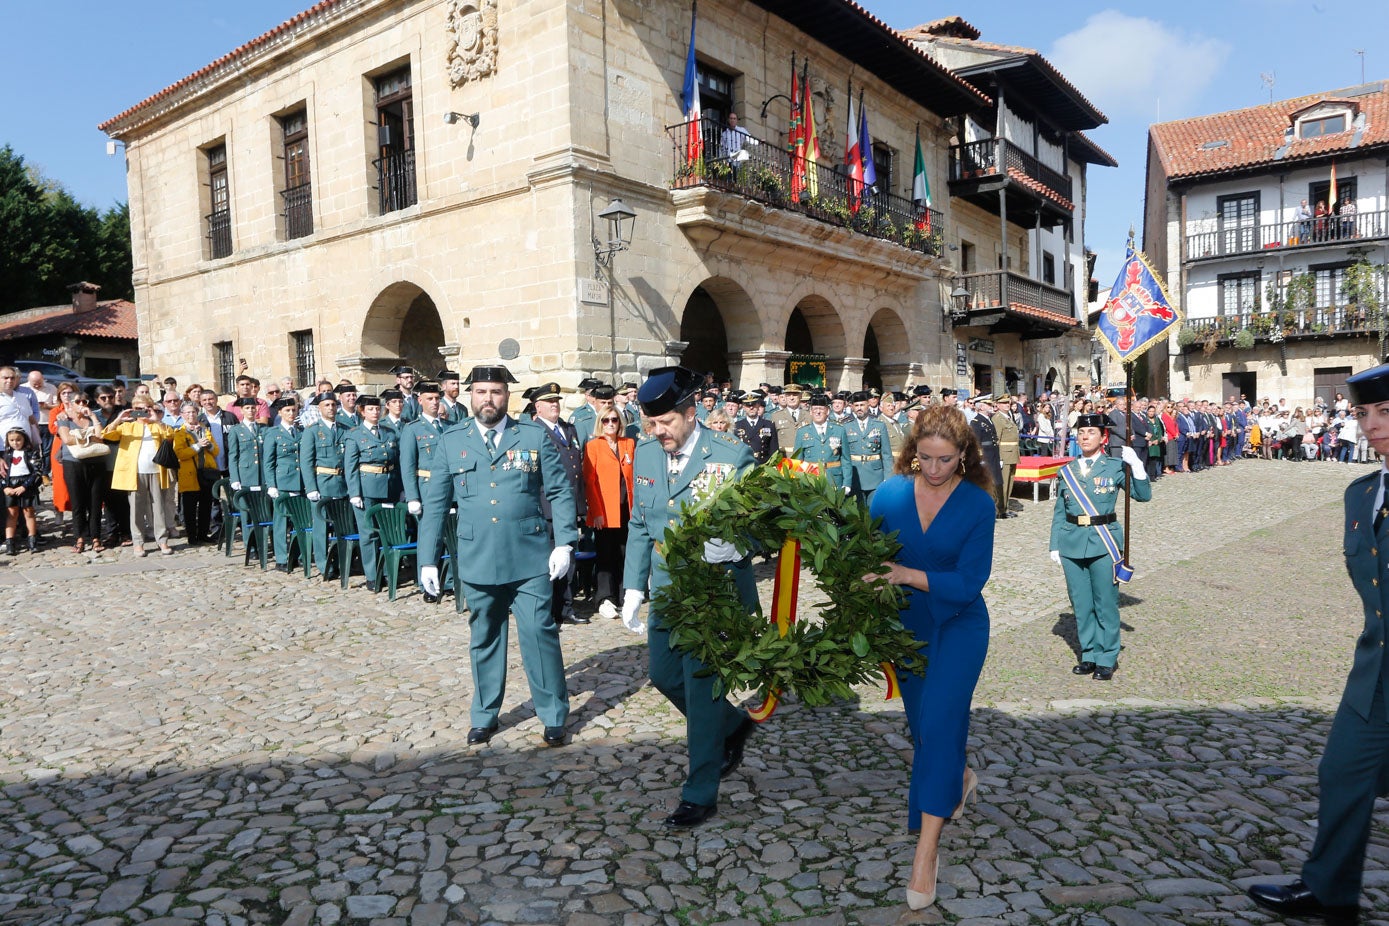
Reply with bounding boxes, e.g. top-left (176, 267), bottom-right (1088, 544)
top-left (435, 419), bottom-right (444, 435)
top-left (668, 451), bottom-right (682, 478)
top-left (485, 429), bottom-right (496, 453)
top-left (1376, 472), bottom-right (1388, 533)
